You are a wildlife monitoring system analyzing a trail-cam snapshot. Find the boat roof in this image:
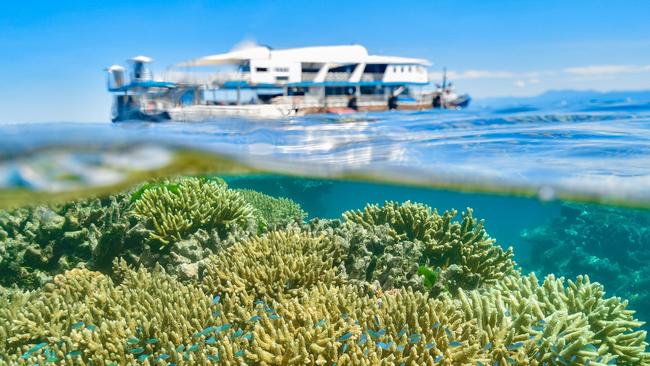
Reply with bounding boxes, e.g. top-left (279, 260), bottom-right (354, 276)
top-left (176, 45), bottom-right (431, 67)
